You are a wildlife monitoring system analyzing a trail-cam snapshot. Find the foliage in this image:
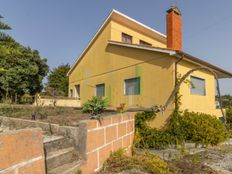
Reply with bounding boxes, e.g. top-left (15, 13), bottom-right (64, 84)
top-left (167, 111), bottom-right (228, 146)
top-left (20, 93), bottom-right (33, 104)
top-left (219, 95), bottom-right (232, 108)
top-left (46, 64), bottom-right (70, 96)
top-left (100, 148), bottom-right (169, 174)
top-left (0, 103), bottom-right (14, 117)
top-left (82, 96), bottom-right (109, 117)
top-left (226, 106), bottom-right (232, 126)
top-left (134, 105), bottom-right (173, 149)
top-left (135, 108), bottom-right (228, 149)
top-left (0, 15), bottom-right (49, 102)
